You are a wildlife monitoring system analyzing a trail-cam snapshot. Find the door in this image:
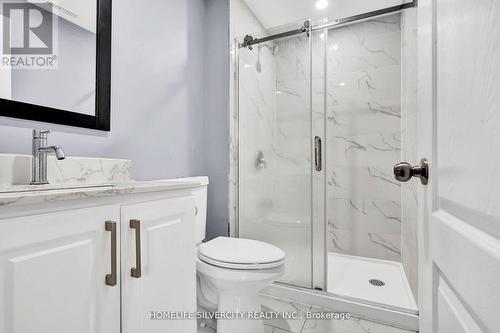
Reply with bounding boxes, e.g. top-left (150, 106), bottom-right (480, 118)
top-left (121, 196), bottom-right (197, 333)
top-left (0, 205), bottom-right (121, 333)
top-left (237, 29), bottom-right (316, 288)
top-left (418, 1), bottom-right (500, 332)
